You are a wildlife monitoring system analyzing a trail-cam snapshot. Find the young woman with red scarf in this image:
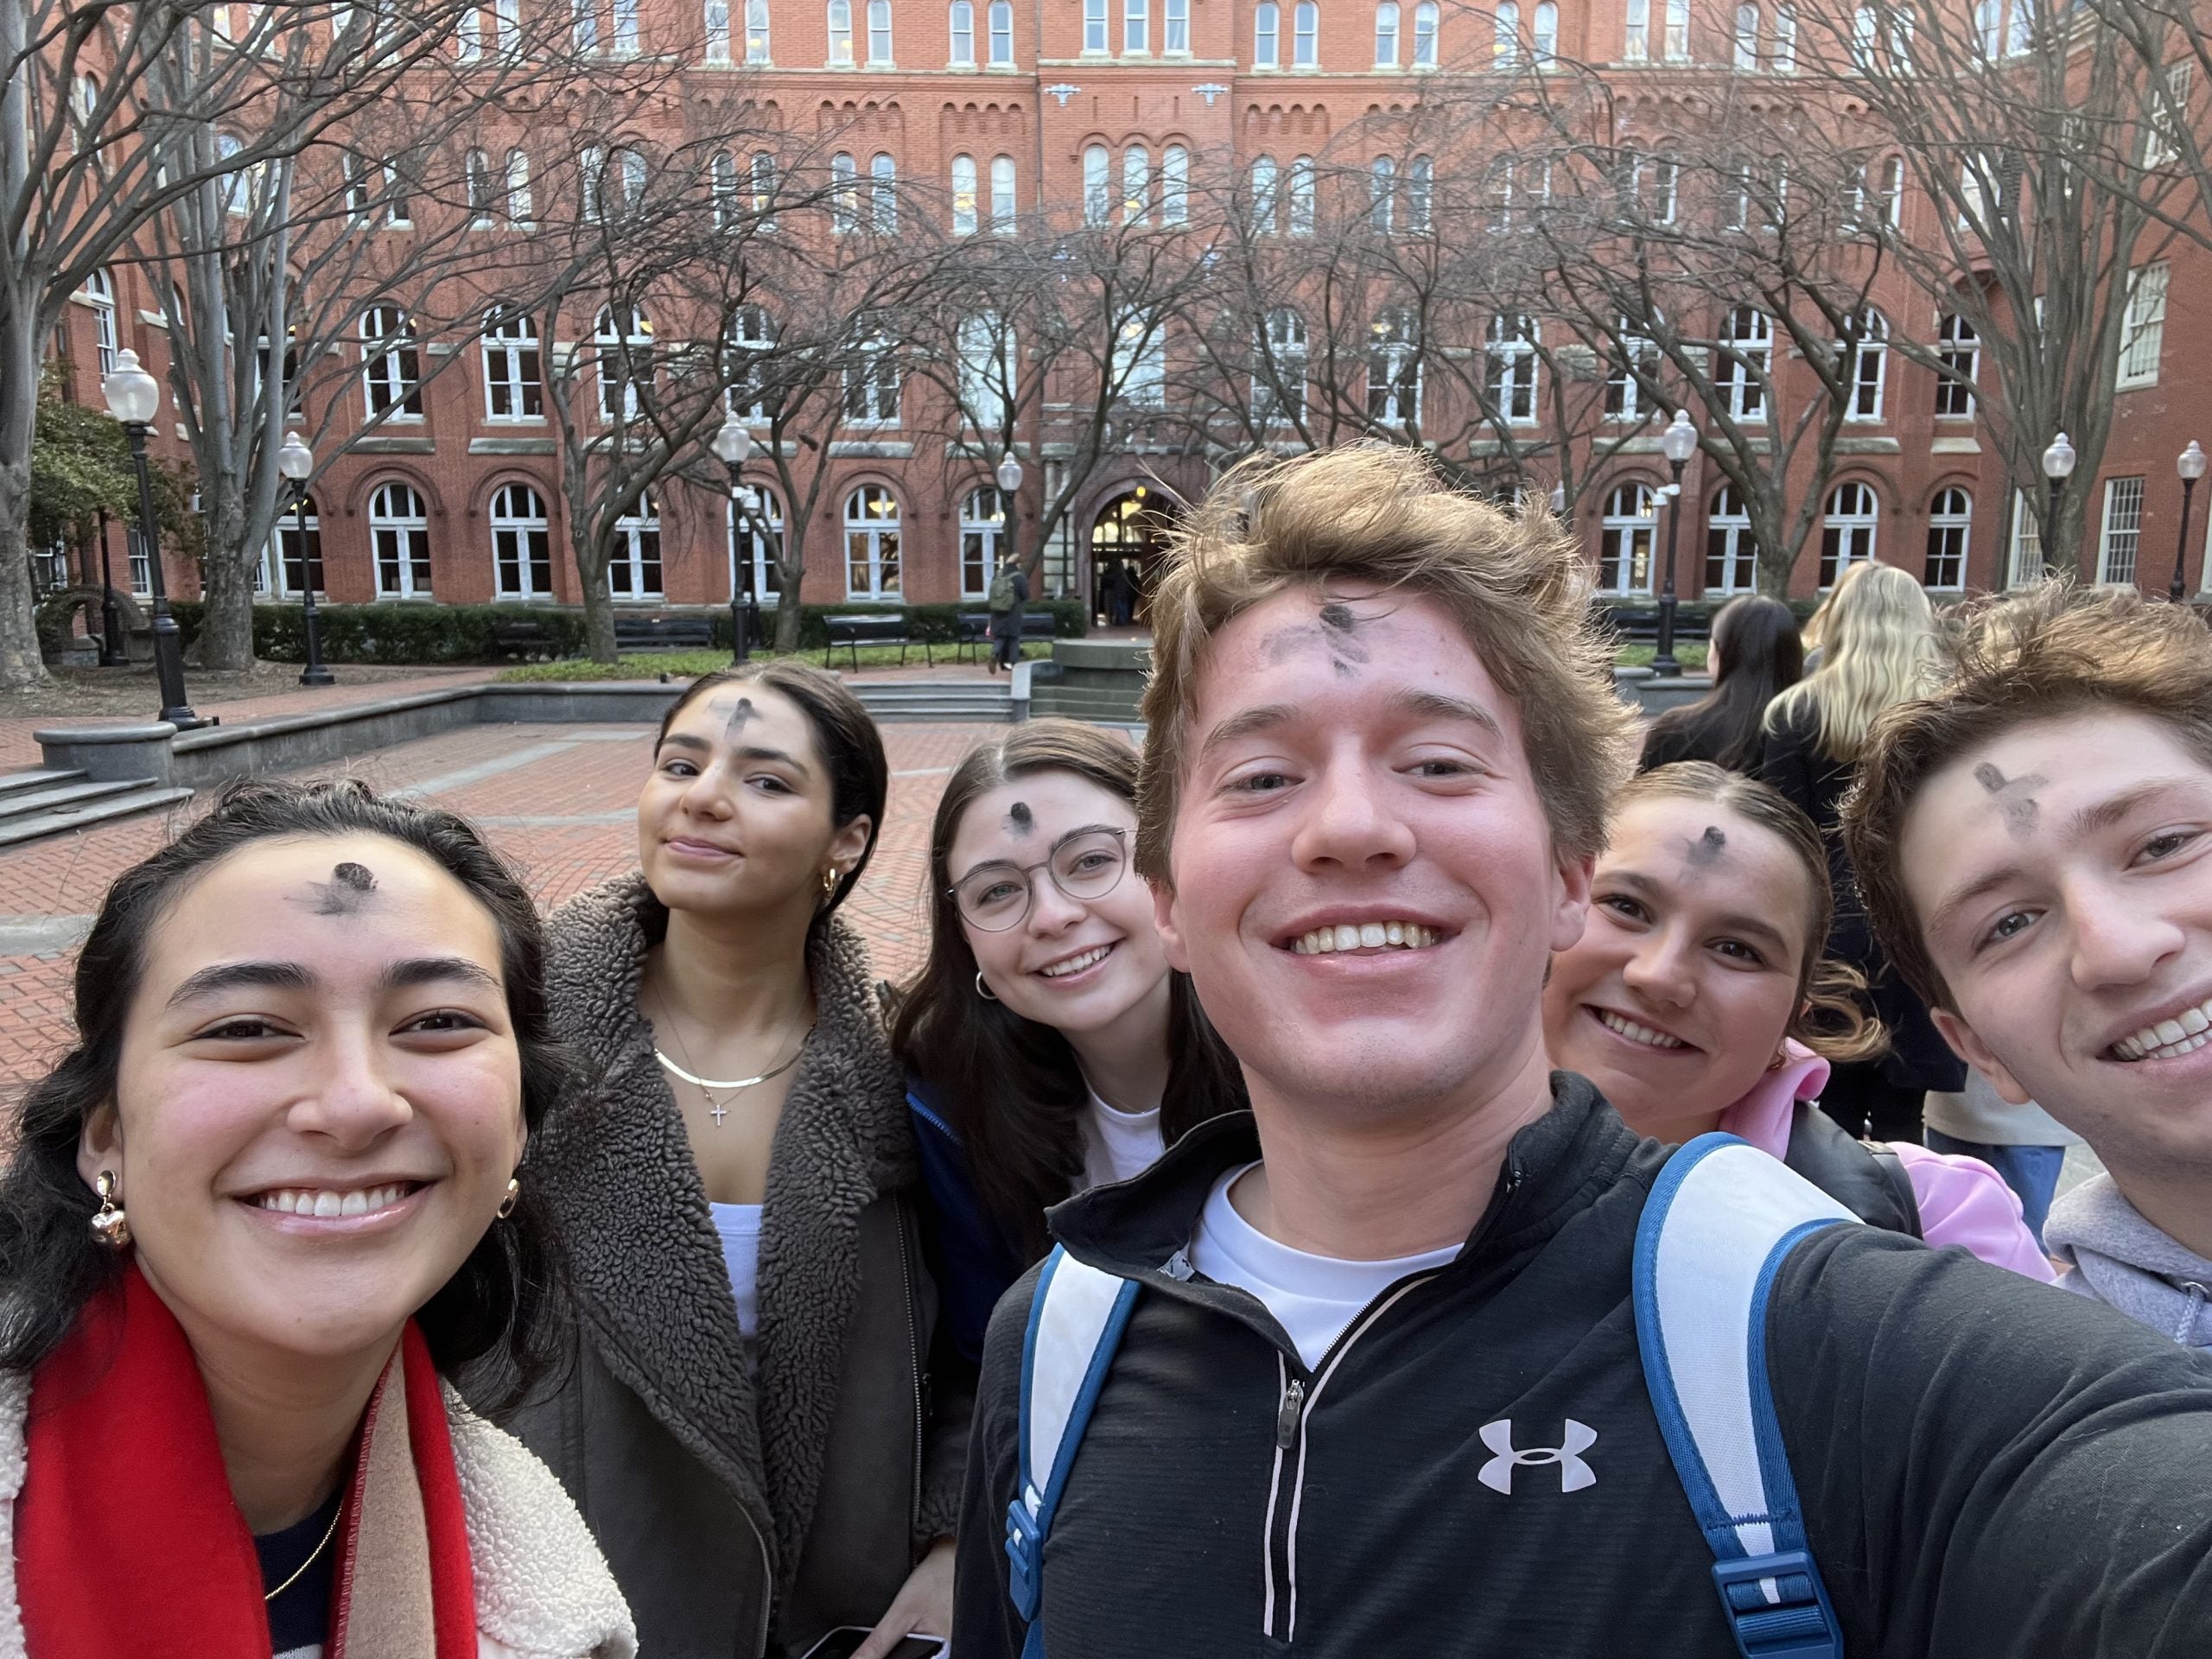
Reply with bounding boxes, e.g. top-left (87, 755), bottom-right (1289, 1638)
top-left (0, 779), bottom-right (633, 1659)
